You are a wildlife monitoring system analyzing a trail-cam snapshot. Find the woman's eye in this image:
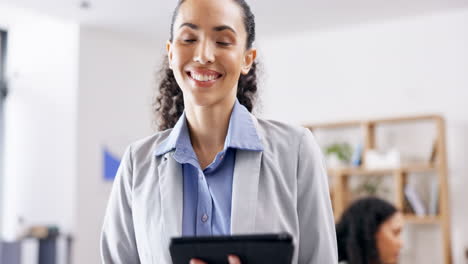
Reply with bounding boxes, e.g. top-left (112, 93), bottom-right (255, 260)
top-left (183, 39), bottom-right (196, 43)
top-left (217, 41), bottom-right (231, 46)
